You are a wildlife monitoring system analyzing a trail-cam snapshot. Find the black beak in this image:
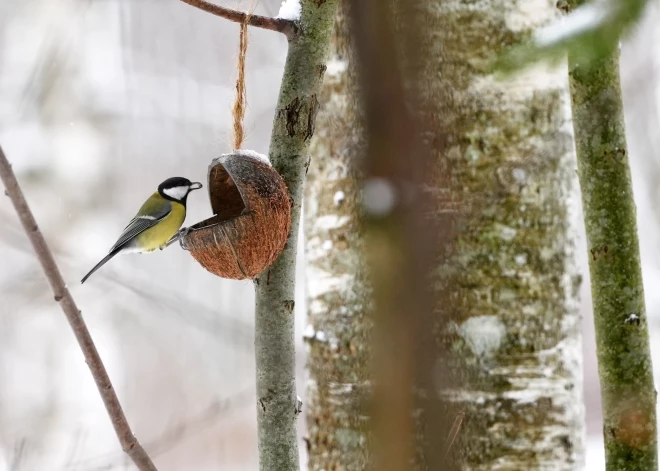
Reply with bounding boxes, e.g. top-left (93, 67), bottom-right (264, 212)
top-left (190, 182), bottom-right (203, 191)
